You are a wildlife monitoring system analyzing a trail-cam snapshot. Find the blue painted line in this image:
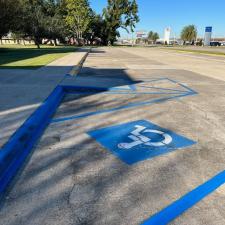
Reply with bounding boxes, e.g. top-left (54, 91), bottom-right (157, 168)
top-left (108, 87), bottom-right (131, 91)
top-left (61, 91), bottom-right (191, 95)
top-left (165, 78), bottom-right (198, 94)
top-left (62, 78), bottom-right (197, 95)
top-left (0, 86), bottom-right (65, 197)
top-left (137, 77), bottom-right (168, 82)
top-left (141, 170), bottom-right (225, 225)
top-left (136, 78), bottom-right (197, 95)
top-left (129, 84), bottom-right (137, 91)
top-left (62, 78), bottom-right (196, 95)
top-left (136, 85), bottom-right (189, 93)
top-left (108, 85), bottom-right (133, 91)
top-left (131, 78), bottom-right (197, 95)
top-left (52, 91), bottom-right (196, 123)
top-left (63, 85), bottom-right (108, 93)
top-left (178, 83), bottom-right (198, 95)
